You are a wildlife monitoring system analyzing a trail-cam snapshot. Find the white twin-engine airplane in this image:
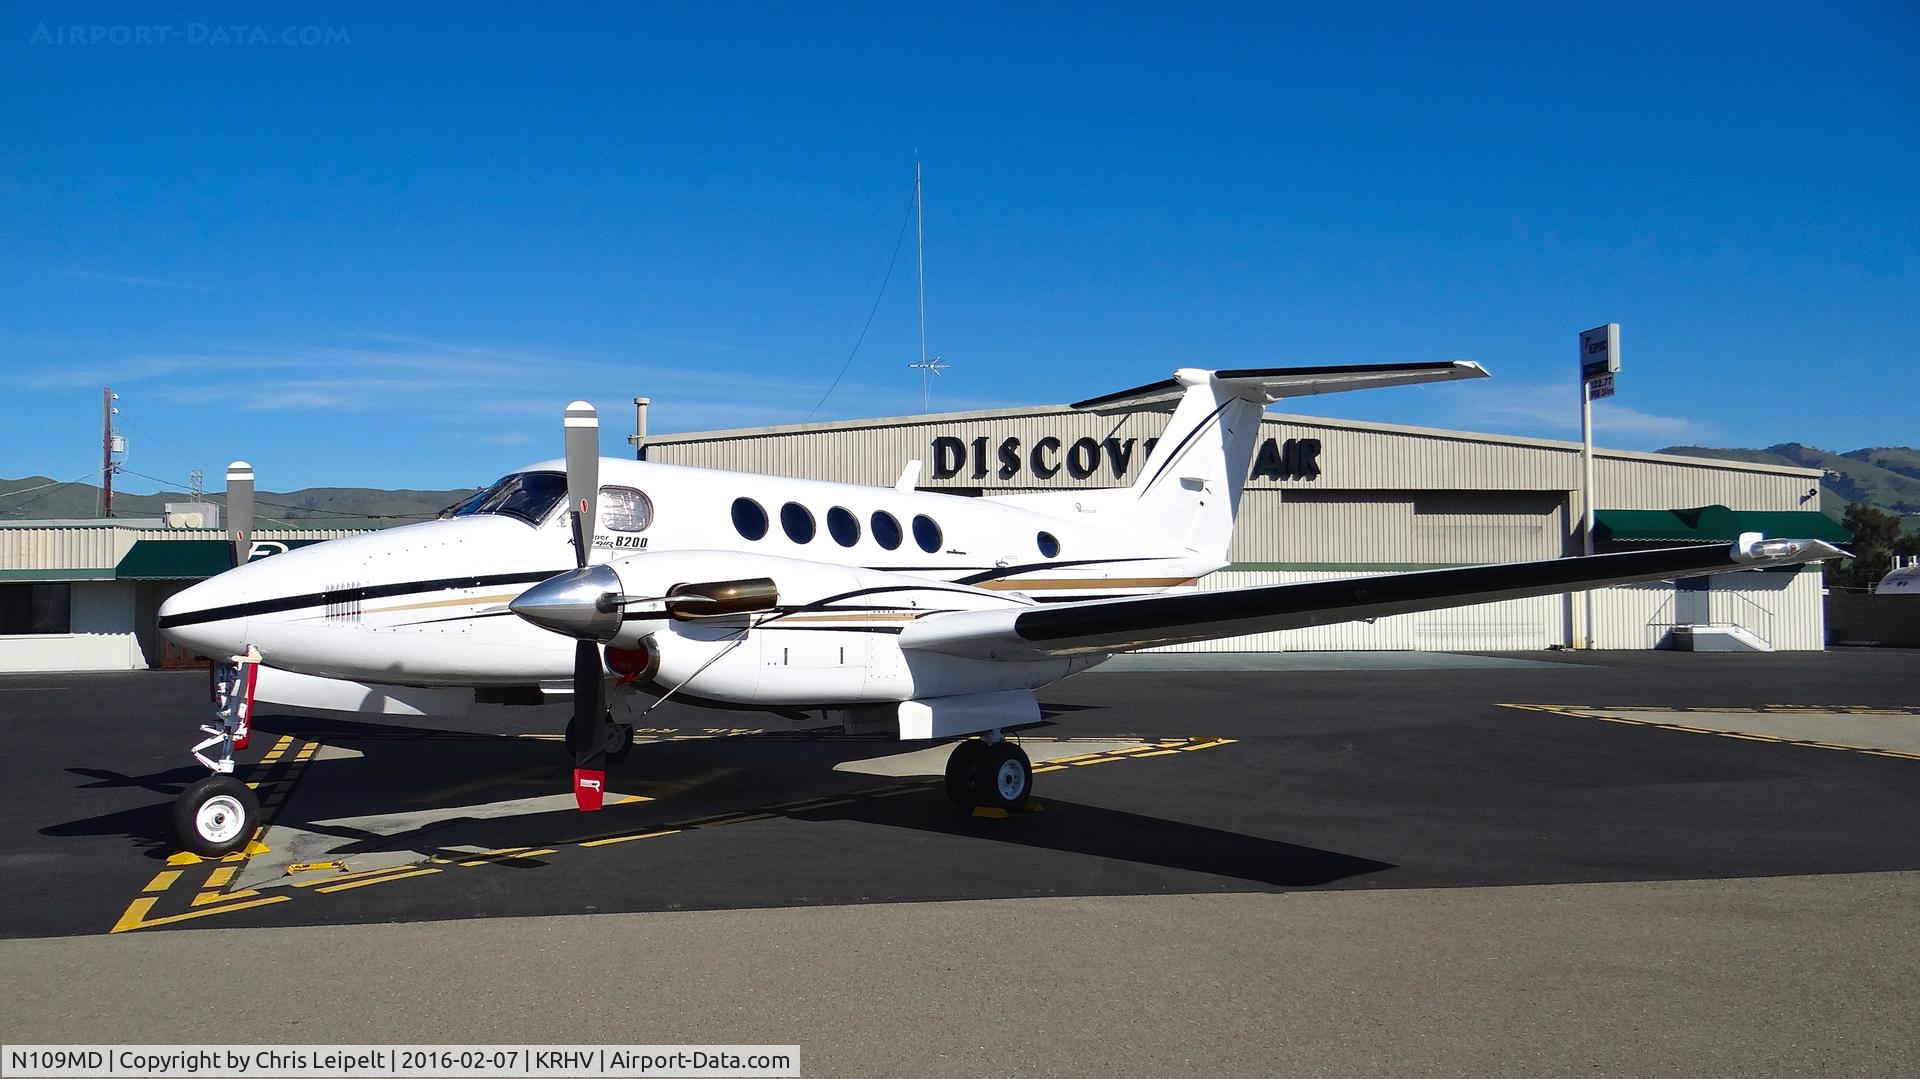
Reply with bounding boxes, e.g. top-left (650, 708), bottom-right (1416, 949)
top-left (157, 363), bottom-right (1842, 855)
